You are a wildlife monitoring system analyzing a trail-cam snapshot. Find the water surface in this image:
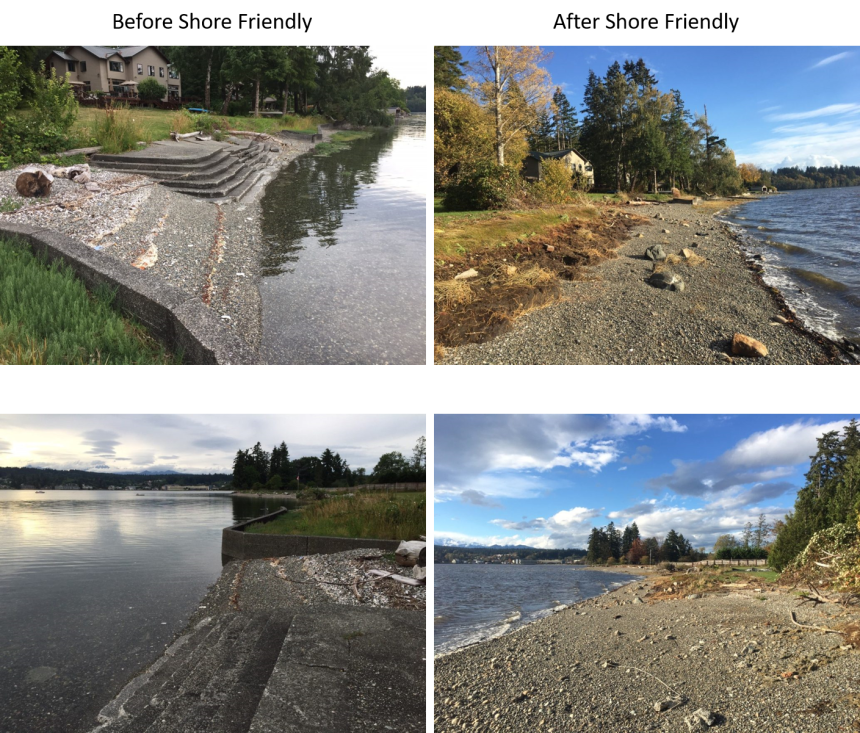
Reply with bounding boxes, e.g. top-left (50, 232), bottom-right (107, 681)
top-left (434, 564), bottom-right (639, 656)
top-left (0, 490), bottom-right (295, 733)
top-left (721, 187), bottom-right (860, 343)
top-left (258, 116), bottom-right (426, 364)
